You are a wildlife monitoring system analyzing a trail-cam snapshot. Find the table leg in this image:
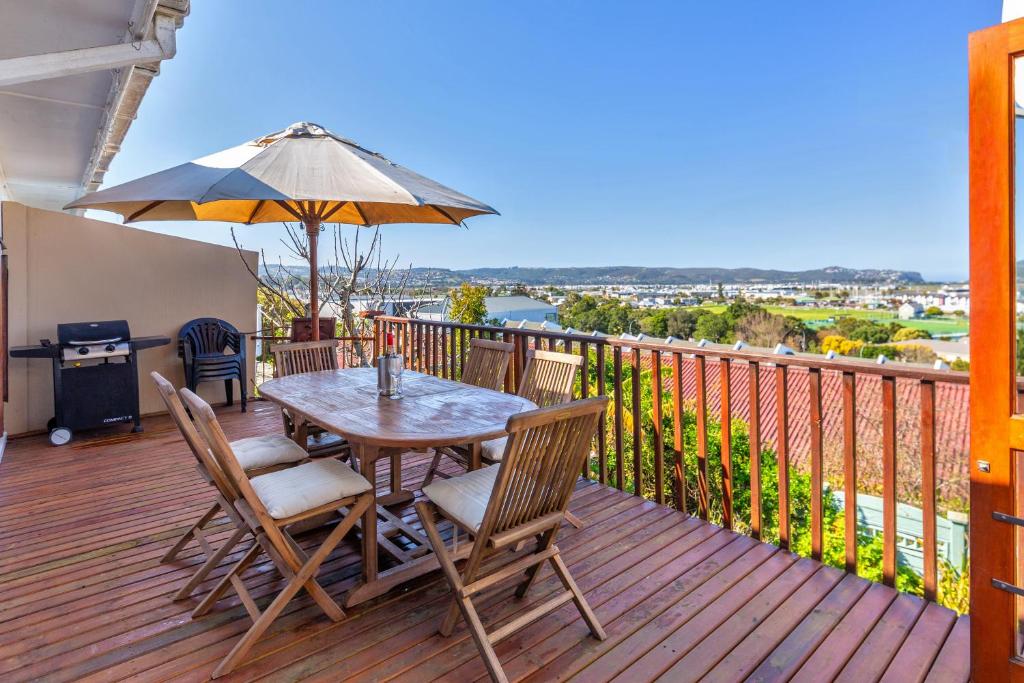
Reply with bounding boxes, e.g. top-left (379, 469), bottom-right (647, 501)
top-left (469, 441), bottom-right (482, 471)
top-left (377, 447), bottom-right (415, 507)
top-left (359, 443), bottom-right (378, 583)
